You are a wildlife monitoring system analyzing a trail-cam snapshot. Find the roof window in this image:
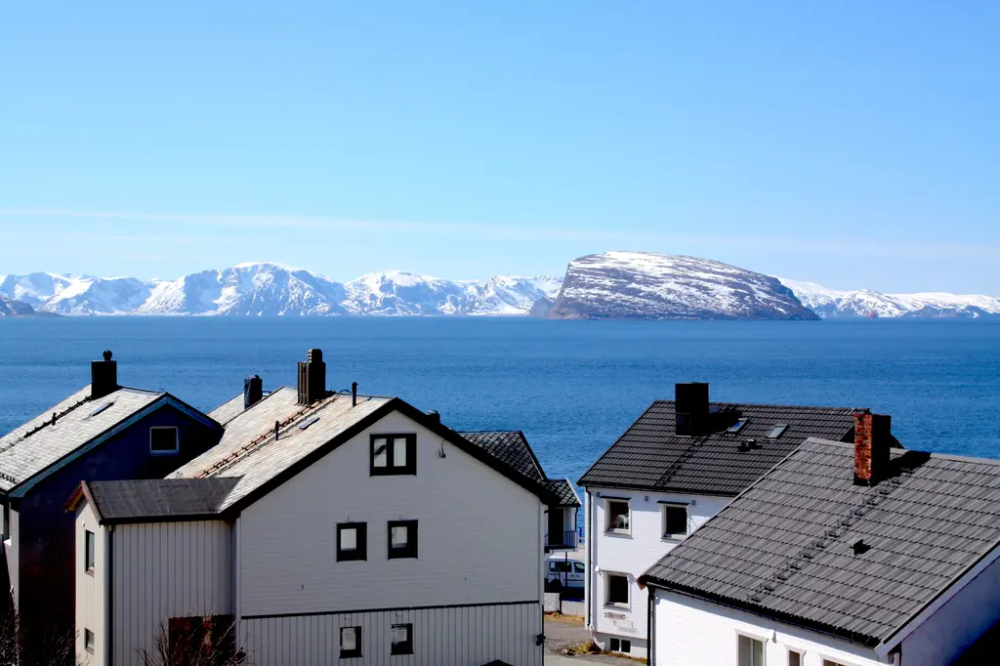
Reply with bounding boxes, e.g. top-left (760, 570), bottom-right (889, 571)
top-left (767, 424), bottom-right (789, 439)
top-left (727, 419), bottom-right (748, 434)
top-left (297, 416), bottom-right (320, 430)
